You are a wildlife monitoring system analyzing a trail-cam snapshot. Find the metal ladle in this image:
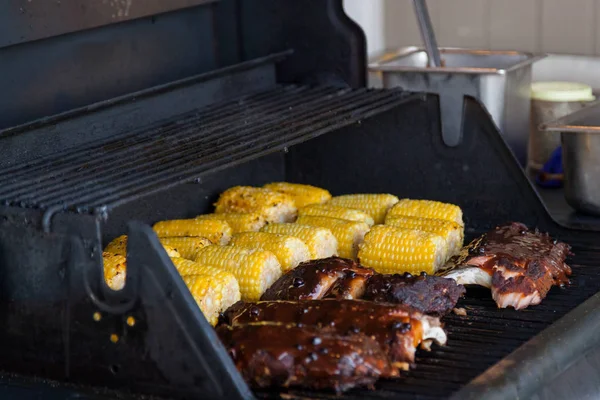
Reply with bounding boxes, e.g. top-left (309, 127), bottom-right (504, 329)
top-left (412, 0), bottom-right (442, 67)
